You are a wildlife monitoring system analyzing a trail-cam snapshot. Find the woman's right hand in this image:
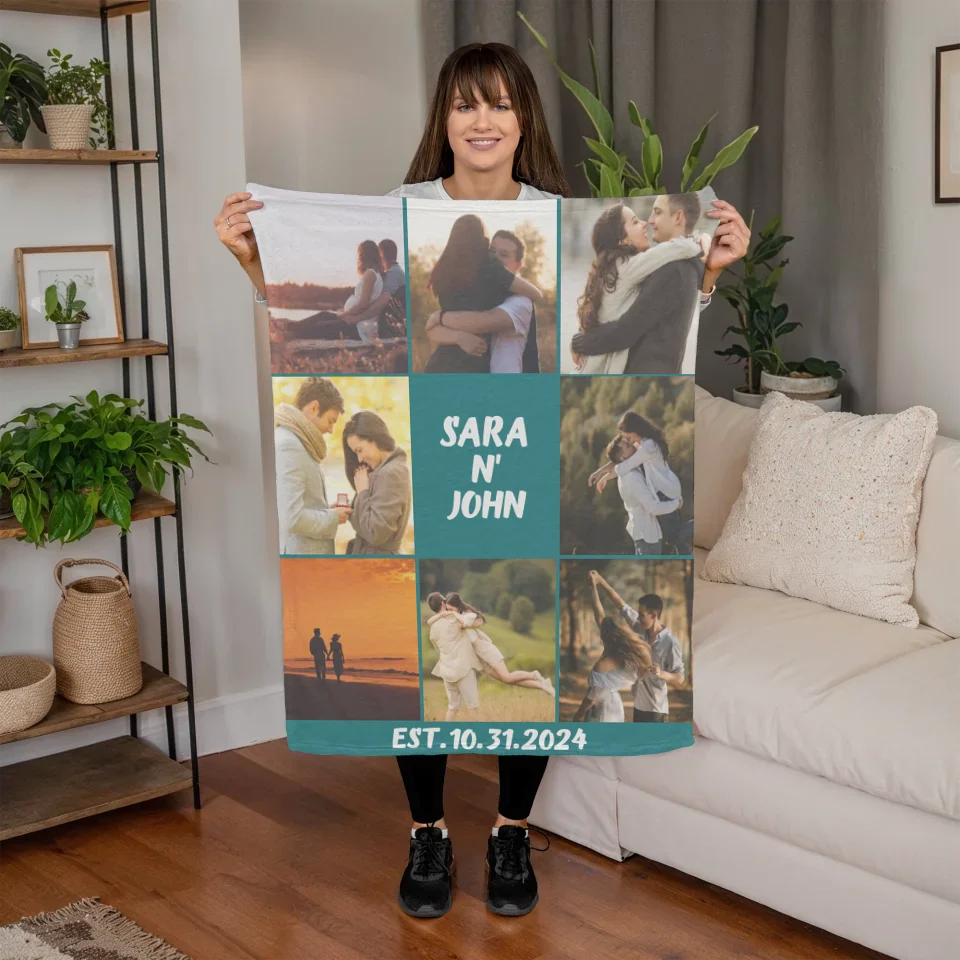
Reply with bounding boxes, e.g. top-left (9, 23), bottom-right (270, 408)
top-left (214, 192), bottom-right (265, 283)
